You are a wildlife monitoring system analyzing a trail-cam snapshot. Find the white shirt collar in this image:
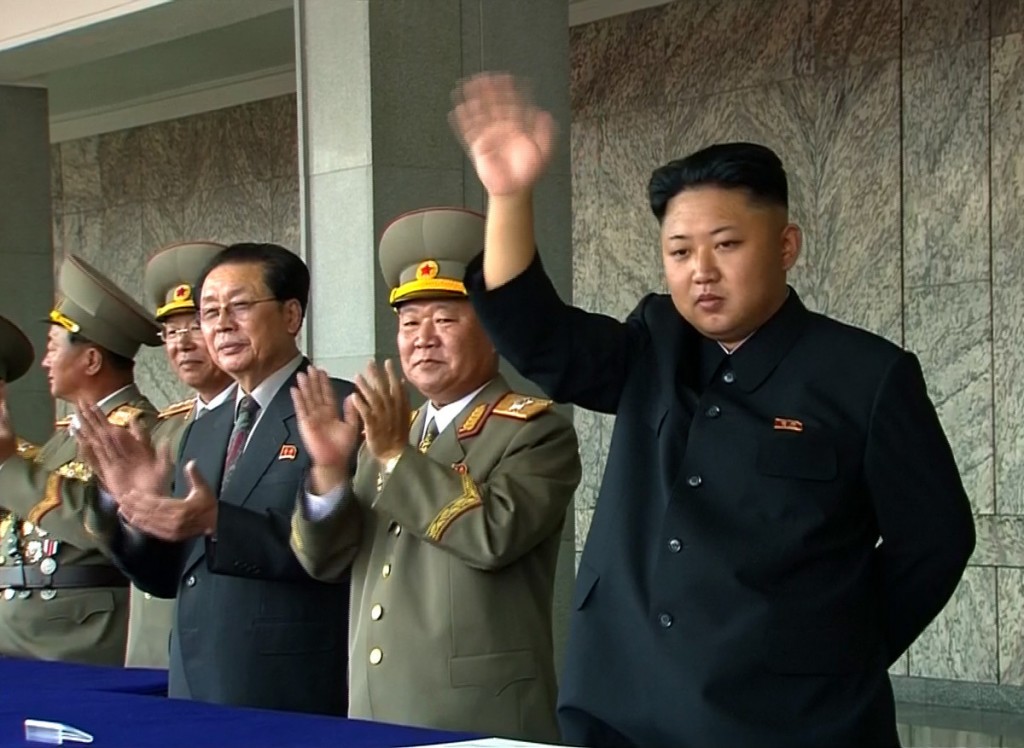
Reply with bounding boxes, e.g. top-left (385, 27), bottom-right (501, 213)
top-left (234, 353), bottom-right (303, 415)
top-left (69, 384), bottom-right (134, 434)
top-left (719, 335), bottom-right (753, 355)
top-left (195, 383), bottom-right (236, 417)
top-left (717, 289), bottom-right (790, 354)
top-left (422, 380), bottom-right (492, 437)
